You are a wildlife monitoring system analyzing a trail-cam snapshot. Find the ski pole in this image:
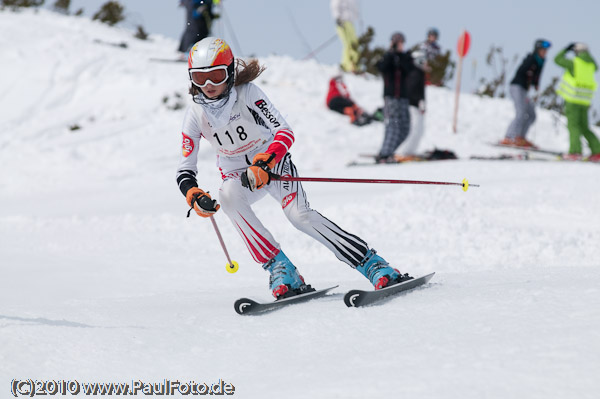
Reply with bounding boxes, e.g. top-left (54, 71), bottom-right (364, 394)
top-left (187, 195), bottom-right (239, 273)
top-left (209, 215), bottom-right (239, 274)
top-left (531, 89), bottom-right (540, 143)
top-left (302, 34), bottom-right (338, 60)
top-left (269, 173), bottom-right (479, 192)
